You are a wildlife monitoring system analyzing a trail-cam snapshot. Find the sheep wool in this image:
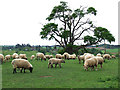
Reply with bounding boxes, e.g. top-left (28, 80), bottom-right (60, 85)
top-left (11, 59), bottom-right (33, 74)
top-left (0, 54), bottom-right (4, 64)
top-left (48, 58), bottom-right (65, 68)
